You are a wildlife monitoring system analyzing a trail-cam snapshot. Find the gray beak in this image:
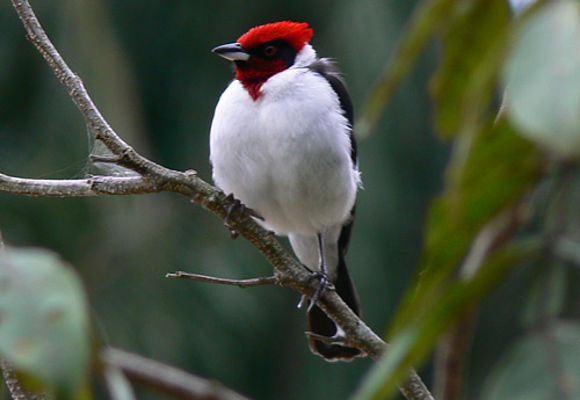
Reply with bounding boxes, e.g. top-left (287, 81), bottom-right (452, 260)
top-left (212, 43), bottom-right (250, 62)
